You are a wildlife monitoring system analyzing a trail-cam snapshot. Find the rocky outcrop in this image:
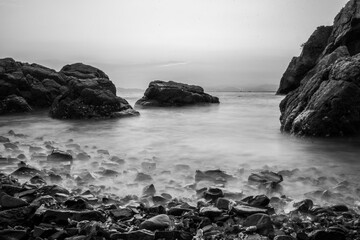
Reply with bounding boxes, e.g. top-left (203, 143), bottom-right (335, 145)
top-left (277, 26), bottom-right (333, 94)
top-left (279, 0), bottom-right (360, 136)
top-left (136, 80), bottom-right (219, 107)
top-left (0, 58), bottom-right (138, 119)
top-left (49, 63), bottom-right (139, 119)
